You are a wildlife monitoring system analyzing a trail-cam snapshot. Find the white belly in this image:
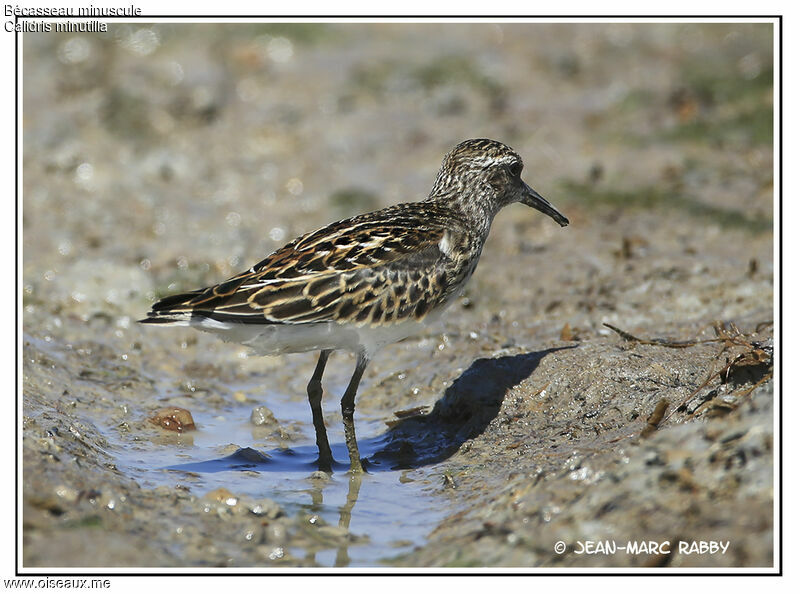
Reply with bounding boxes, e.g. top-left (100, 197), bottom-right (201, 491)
top-left (187, 316), bottom-right (433, 357)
